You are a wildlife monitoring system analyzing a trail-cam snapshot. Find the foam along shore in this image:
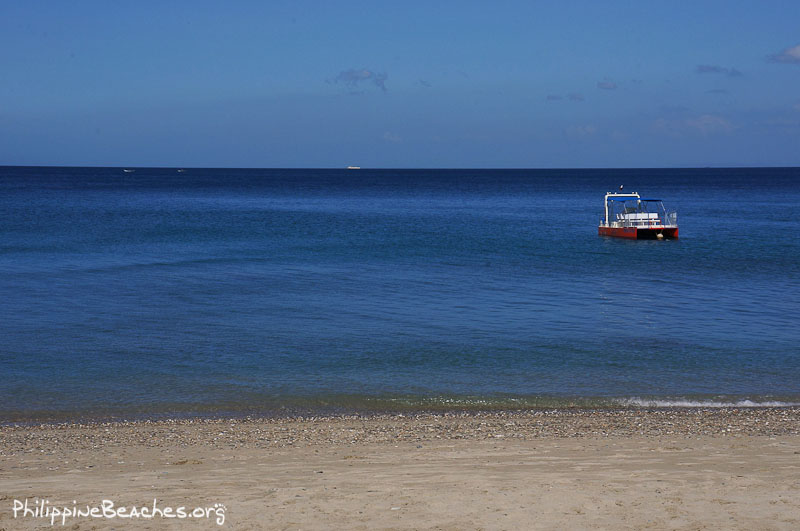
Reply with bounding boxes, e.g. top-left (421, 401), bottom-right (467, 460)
top-left (2, 408), bottom-right (799, 529)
